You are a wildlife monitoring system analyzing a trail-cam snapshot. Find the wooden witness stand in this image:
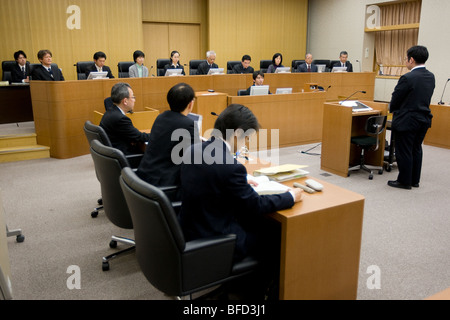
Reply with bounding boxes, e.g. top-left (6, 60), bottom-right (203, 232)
top-left (244, 159), bottom-right (365, 300)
